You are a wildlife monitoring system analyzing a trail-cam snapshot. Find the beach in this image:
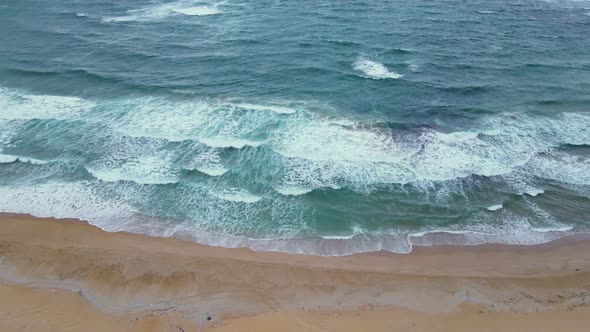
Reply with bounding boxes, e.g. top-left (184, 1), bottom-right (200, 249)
top-left (1, 0), bottom-right (590, 330)
top-left (1, 213), bottom-right (589, 331)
